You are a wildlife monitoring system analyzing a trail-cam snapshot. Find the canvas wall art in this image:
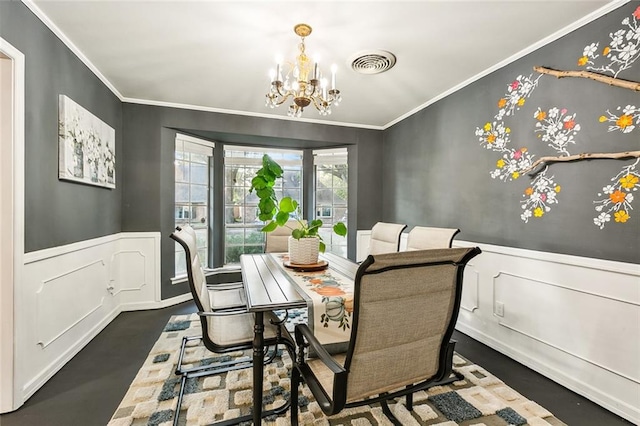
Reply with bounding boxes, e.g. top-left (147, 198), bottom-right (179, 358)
top-left (58, 94), bottom-right (115, 188)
